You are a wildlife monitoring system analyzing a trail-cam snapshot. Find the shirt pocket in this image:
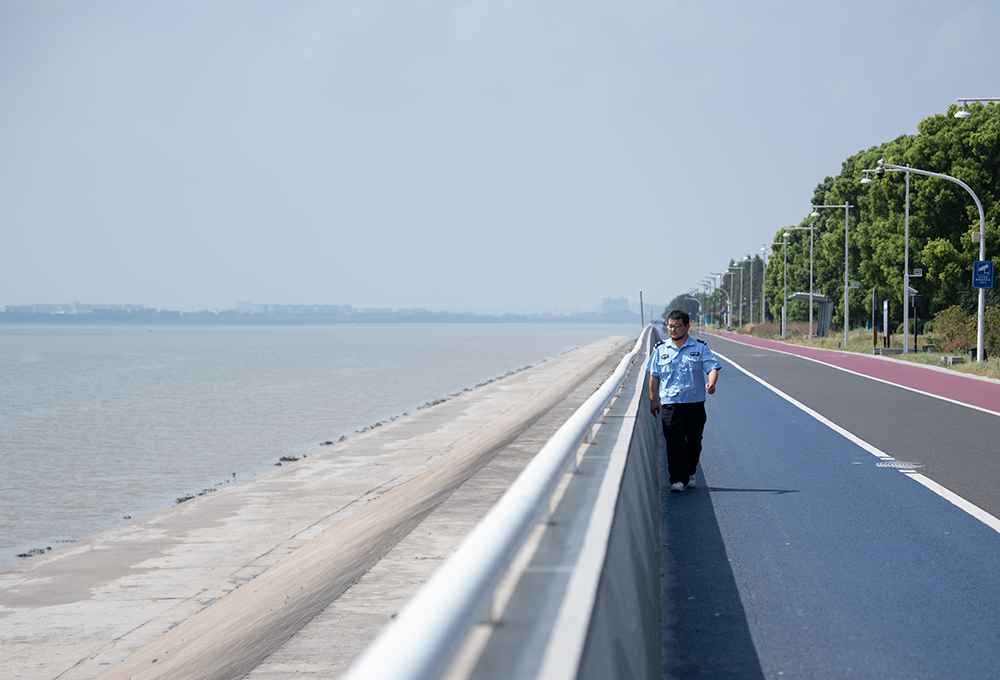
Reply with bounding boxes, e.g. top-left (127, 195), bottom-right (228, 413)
top-left (681, 355), bottom-right (702, 372)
